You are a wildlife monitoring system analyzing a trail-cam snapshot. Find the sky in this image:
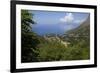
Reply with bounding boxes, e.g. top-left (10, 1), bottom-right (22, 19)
top-left (30, 10), bottom-right (89, 35)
